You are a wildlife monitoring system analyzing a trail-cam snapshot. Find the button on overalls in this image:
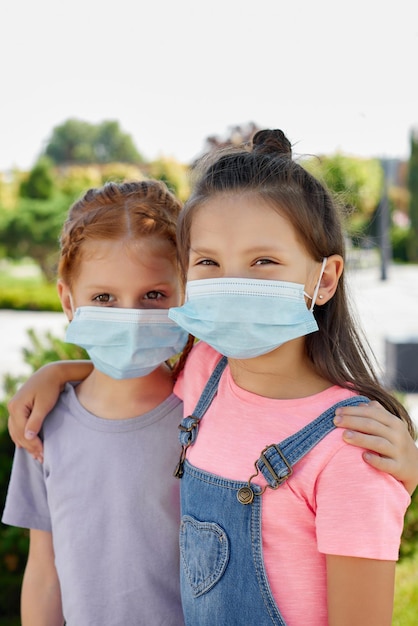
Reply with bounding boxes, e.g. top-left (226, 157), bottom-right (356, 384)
top-left (175, 356), bottom-right (369, 626)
